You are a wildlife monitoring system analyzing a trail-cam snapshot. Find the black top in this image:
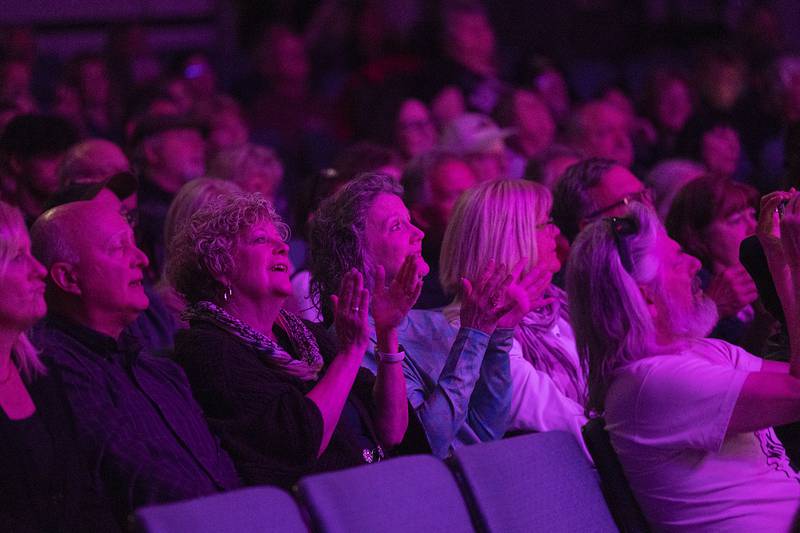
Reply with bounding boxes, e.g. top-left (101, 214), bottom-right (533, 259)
top-left (0, 371), bottom-right (119, 532)
top-left (174, 319), bottom-right (428, 488)
top-left (33, 315), bottom-right (241, 524)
